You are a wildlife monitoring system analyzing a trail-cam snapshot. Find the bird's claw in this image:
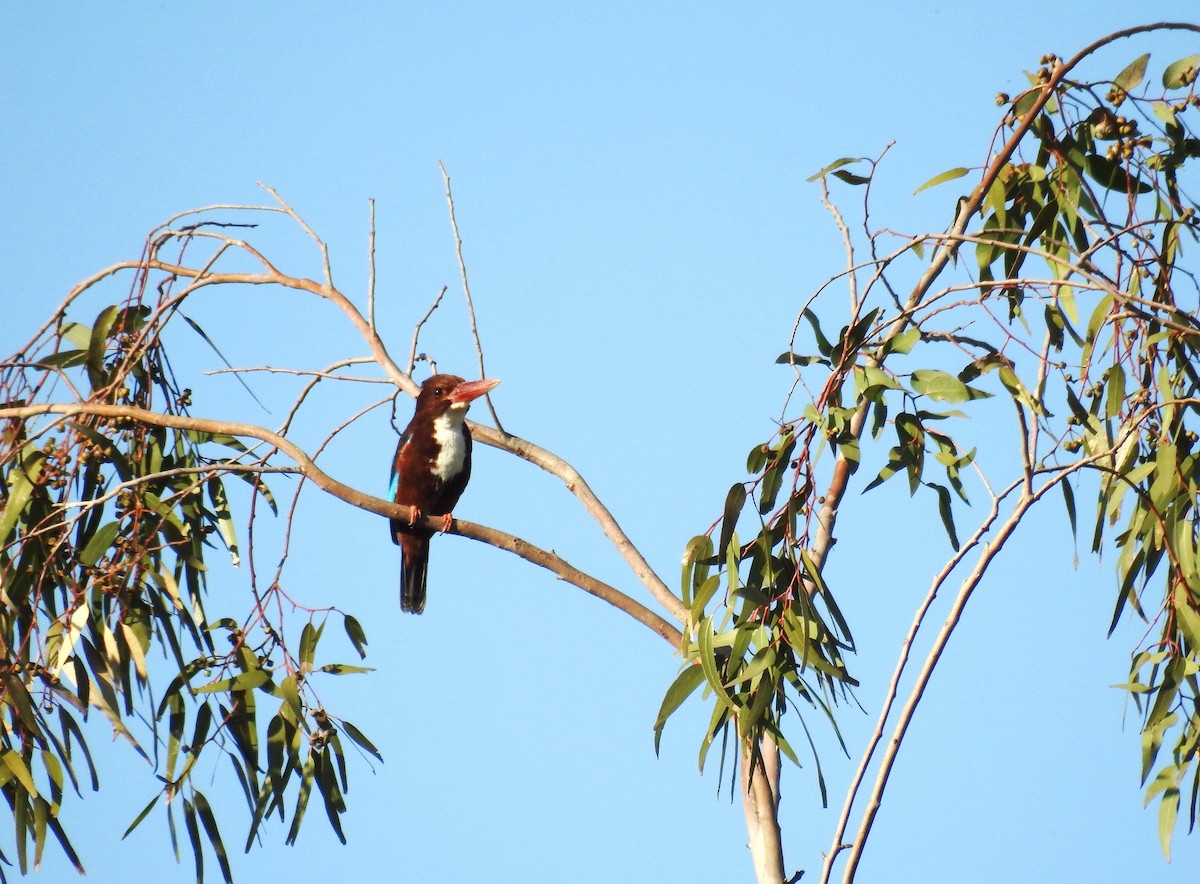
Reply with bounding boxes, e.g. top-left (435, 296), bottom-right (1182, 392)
top-left (438, 512), bottom-right (454, 533)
